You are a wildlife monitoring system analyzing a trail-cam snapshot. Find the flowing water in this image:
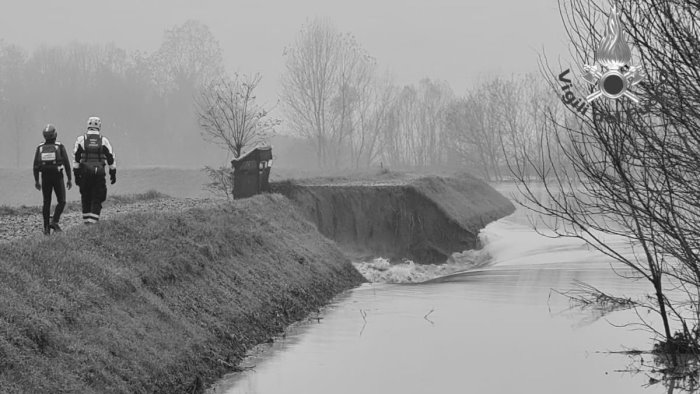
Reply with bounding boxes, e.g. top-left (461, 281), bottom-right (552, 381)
top-left (208, 186), bottom-right (686, 394)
